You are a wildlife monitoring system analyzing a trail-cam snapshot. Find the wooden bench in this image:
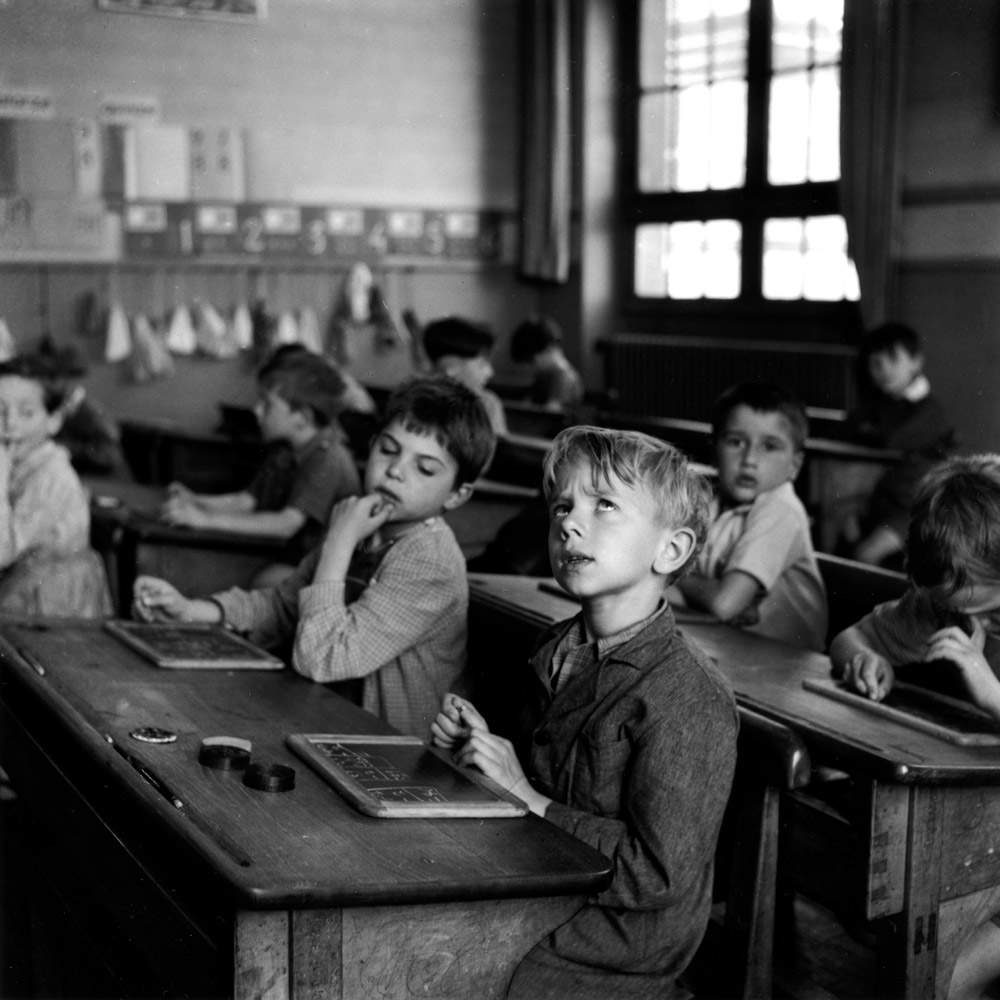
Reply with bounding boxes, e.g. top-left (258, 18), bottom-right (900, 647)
top-left (816, 551), bottom-right (908, 648)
